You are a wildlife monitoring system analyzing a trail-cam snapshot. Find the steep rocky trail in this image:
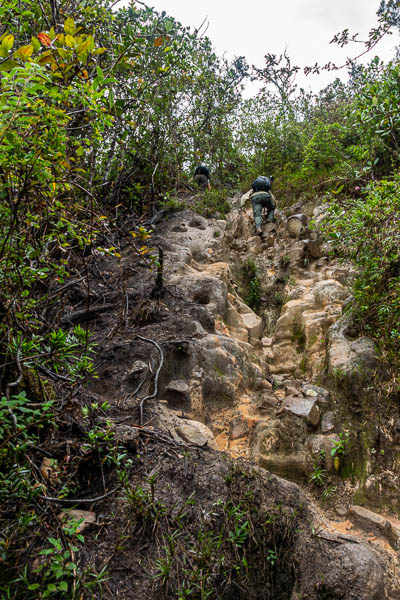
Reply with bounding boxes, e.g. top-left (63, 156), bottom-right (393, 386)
top-left (144, 192), bottom-right (400, 559)
top-left (62, 191), bottom-right (400, 598)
